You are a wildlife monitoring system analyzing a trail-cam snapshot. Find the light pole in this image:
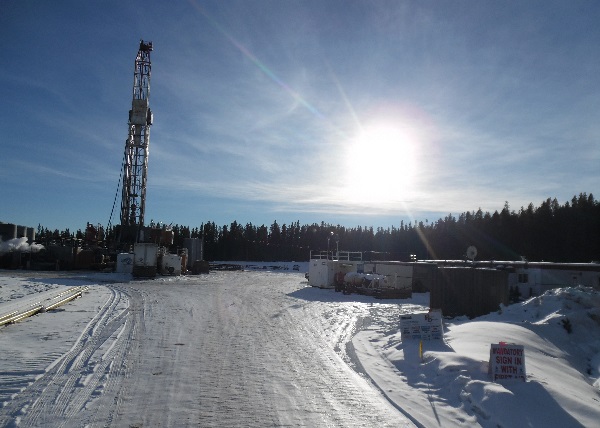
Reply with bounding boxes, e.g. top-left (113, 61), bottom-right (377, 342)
top-left (327, 231), bottom-right (334, 260)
